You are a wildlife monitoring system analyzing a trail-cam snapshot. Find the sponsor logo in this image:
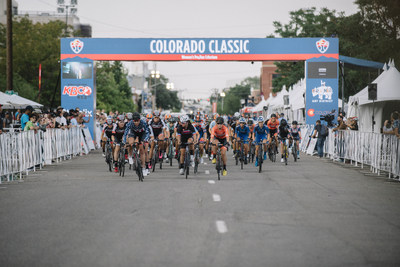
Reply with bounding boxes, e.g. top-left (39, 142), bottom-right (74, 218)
top-left (307, 109), bottom-right (315, 117)
top-left (312, 81), bottom-right (333, 100)
top-left (316, 39), bottom-right (329, 54)
top-left (62, 86), bottom-right (92, 96)
top-left (70, 39), bottom-right (84, 54)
